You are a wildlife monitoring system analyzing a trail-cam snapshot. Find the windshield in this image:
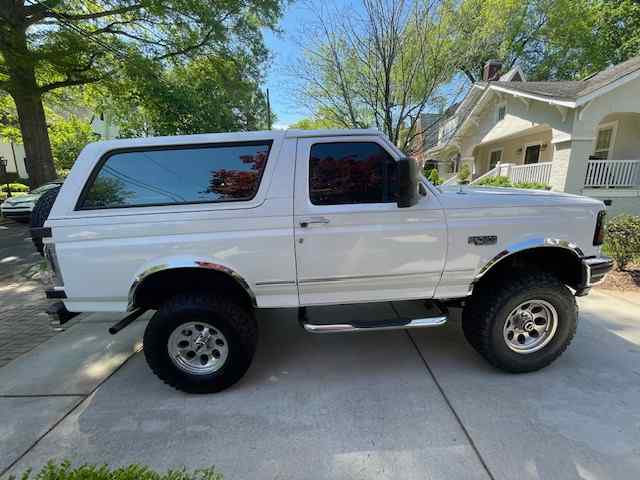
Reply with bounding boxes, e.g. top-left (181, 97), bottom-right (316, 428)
top-left (30, 183), bottom-right (60, 194)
